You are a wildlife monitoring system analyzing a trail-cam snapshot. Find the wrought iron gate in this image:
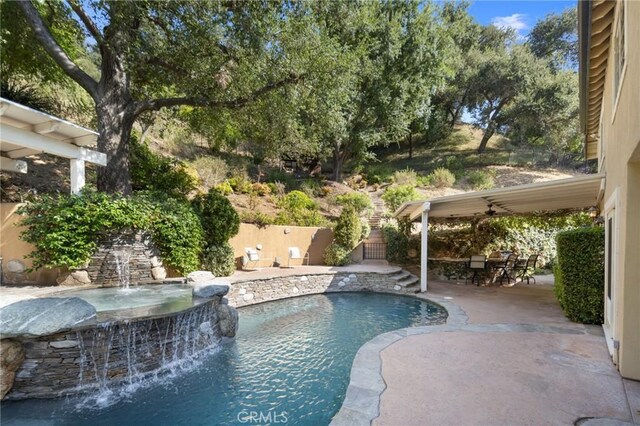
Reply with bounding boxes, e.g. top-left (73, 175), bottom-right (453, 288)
top-left (363, 243), bottom-right (386, 260)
